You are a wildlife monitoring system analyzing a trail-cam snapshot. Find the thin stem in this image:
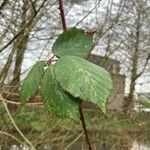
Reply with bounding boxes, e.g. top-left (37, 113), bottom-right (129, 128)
top-left (58, 0), bottom-right (92, 149)
top-left (47, 55), bottom-right (56, 65)
top-left (64, 132), bottom-right (83, 150)
top-left (0, 94), bottom-right (36, 150)
top-left (79, 103), bottom-right (93, 150)
top-left (58, 0), bottom-right (67, 31)
top-left (0, 131), bottom-right (24, 145)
